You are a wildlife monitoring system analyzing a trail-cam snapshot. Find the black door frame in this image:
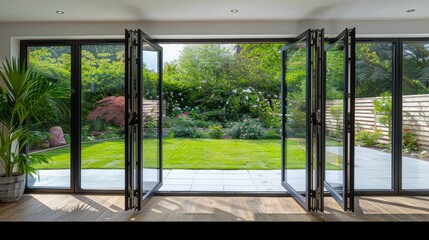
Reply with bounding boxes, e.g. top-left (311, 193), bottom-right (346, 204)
top-left (20, 37), bottom-right (429, 197)
top-left (280, 29), bottom-right (325, 211)
top-left (323, 28), bottom-right (355, 211)
top-left (21, 39), bottom-right (125, 195)
top-left (125, 29), bottom-right (164, 210)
